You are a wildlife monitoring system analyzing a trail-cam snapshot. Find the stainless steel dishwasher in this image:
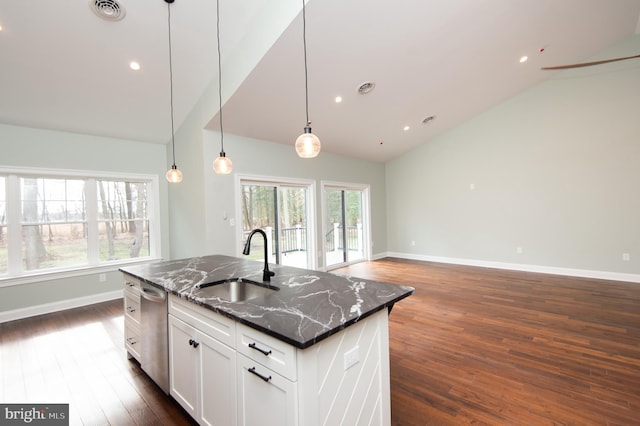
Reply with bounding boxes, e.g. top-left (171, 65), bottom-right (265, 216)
top-left (140, 283), bottom-right (169, 394)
